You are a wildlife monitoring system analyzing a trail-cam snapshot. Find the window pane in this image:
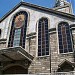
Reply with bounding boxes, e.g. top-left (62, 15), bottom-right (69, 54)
top-left (58, 31), bottom-right (61, 34)
top-left (38, 49), bottom-right (41, 52)
top-left (67, 40), bottom-right (71, 44)
top-left (63, 44), bottom-right (67, 49)
top-left (67, 36), bottom-right (71, 40)
top-left (46, 51), bottom-right (49, 55)
top-left (59, 38), bottom-right (62, 42)
top-left (38, 52), bottom-right (41, 56)
top-left (46, 48), bottom-right (49, 51)
top-left (64, 48), bottom-right (68, 53)
top-left (59, 46), bottom-right (63, 49)
top-left (67, 33), bottom-right (70, 37)
top-left (68, 48), bottom-right (73, 52)
top-left (58, 34), bottom-right (62, 38)
top-left (58, 27), bottom-right (61, 31)
top-left (59, 49), bottom-right (63, 53)
top-left (13, 29), bottom-right (21, 47)
top-left (42, 49), bottom-right (45, 55)
top-left (68, 45), bottom-right (72, 49)
top-left (59, 42), bottom-right (62, 45)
